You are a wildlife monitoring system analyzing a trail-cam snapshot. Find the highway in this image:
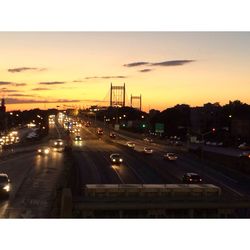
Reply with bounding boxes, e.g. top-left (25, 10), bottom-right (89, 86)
top-left (69, 118), bottom-right (250, 200)
top-left (1, 114), bottom-right (250, 218)
top-left (0, 124), bottom-right (66, 218)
